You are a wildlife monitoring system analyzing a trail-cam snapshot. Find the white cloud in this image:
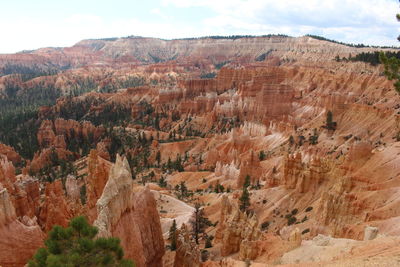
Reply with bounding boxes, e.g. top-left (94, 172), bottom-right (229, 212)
top-left (0, 14), bottom-right (205, 53)
top-left (163, 0), bottom-right (400, 45)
